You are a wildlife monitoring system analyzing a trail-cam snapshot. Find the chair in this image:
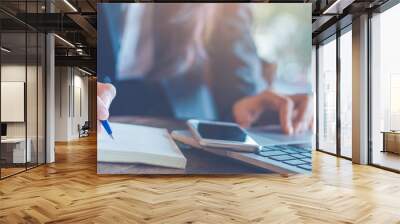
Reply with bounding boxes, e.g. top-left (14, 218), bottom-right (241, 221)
top-left (79, 121), bottom-right (90, 138)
